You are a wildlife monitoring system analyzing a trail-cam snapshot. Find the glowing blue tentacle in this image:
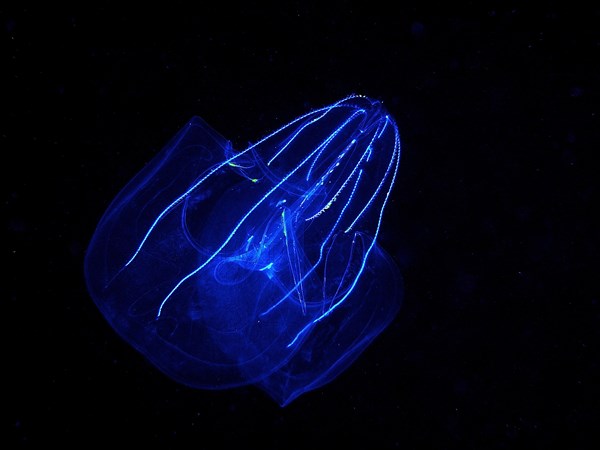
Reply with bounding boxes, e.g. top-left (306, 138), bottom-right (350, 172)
top-left (287, 122), bottom-right (401, 347)
top-left (305, 110), bottom-right (365, 181)
top-left (344, 118), bottom-right (400, 233)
